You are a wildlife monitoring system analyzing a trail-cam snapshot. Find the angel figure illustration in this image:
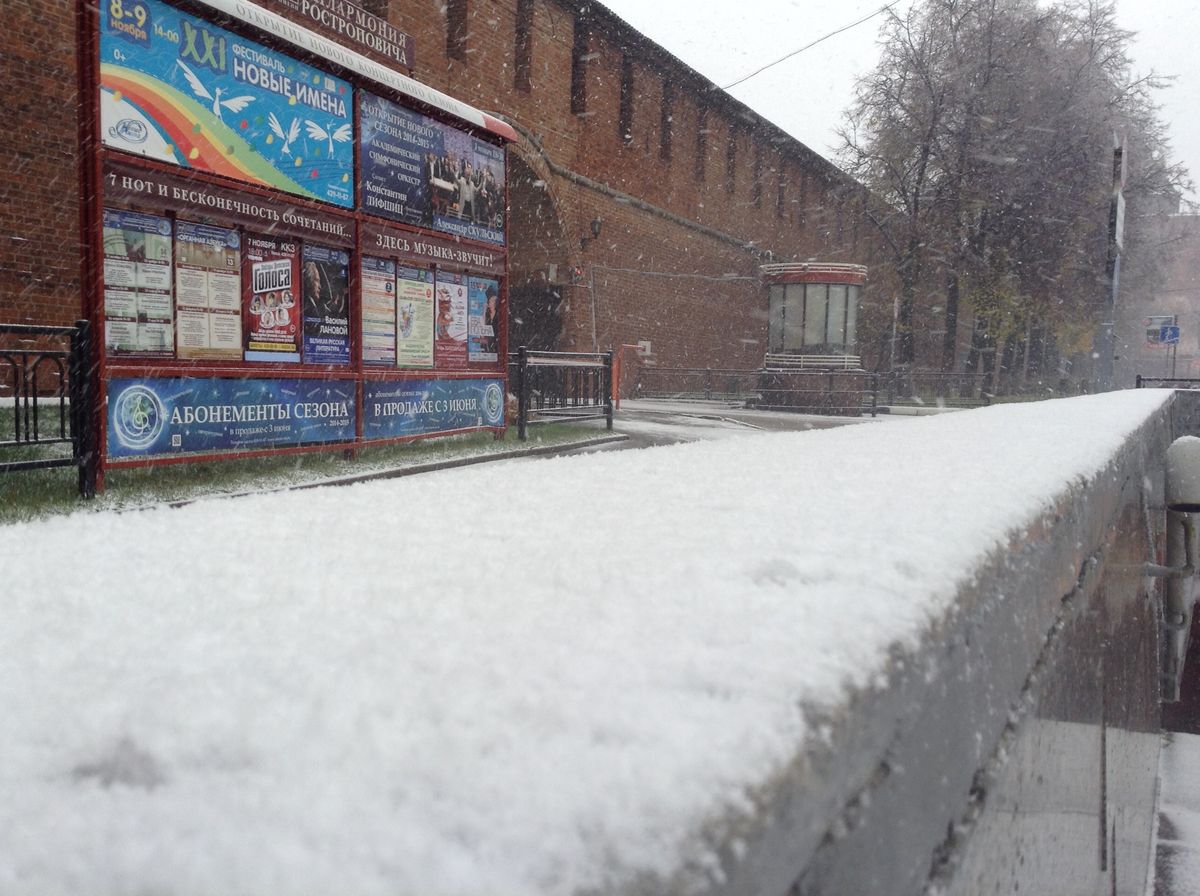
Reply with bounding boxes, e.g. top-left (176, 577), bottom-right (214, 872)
top-left (175, 59), bottom-right (255, 123)
top-left (267, 113), bottom-right (301, 155)
top-left (304, 119), bottom-right (353, 157)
